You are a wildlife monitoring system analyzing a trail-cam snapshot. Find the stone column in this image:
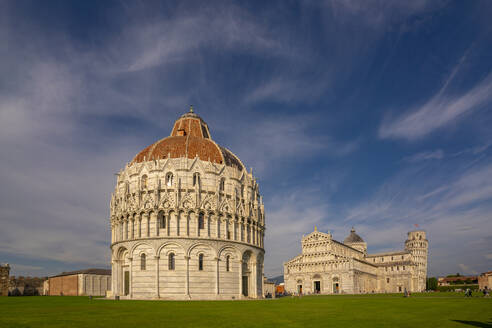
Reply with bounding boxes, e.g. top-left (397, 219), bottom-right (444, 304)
top-left (146, 213), bottom-right (150, 237)
top-left (186, 212), bottom-right (190, 236)
top-left (155, 256), bottom-right (160, 298)
top-left (252, 224), bottom-right (255, 245)
top-left (155, 212), bottom-right (159, 237)
top-left (137, 214), bottom-right (142, 238)
top-left (207, 214), bottom-right (211, 237)
top-left (197, 213), bottom-right (200, 237)
top-left (124, 220), bottom-right (128, 240)
top-left (225, 219), bottom-right (229, 240)
top-left (117, 260), bottom-right (122, 296)
top-left (238, 260), bottom-right (243, 298)
top-left (167, 214), bottom-right (170, 236)
top-left (111, 260), bottom-right (117, 296)
top-left (215, 257), bottom-right (220, 295)
top-left (216, 216), bottom-right (221, 239)
top-left (185, 256), bottom-right (190, 297)
top-left (128, 257), bottom-right (133, 298)
top-left (252, 261), bottom-right (257, 298)
top-left (131, 218), bottom-right (135, 239)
